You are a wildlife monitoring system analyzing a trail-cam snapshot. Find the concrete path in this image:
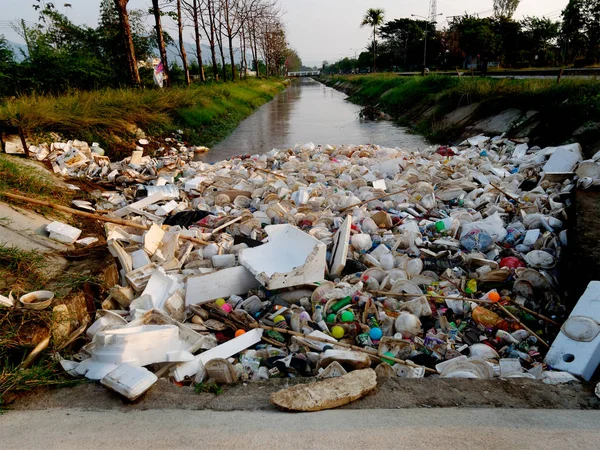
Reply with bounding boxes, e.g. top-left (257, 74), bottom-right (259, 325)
top-left (0, 201), bottom-right (69, 277)
top-left (1, 408), bottom-right (599, 449)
